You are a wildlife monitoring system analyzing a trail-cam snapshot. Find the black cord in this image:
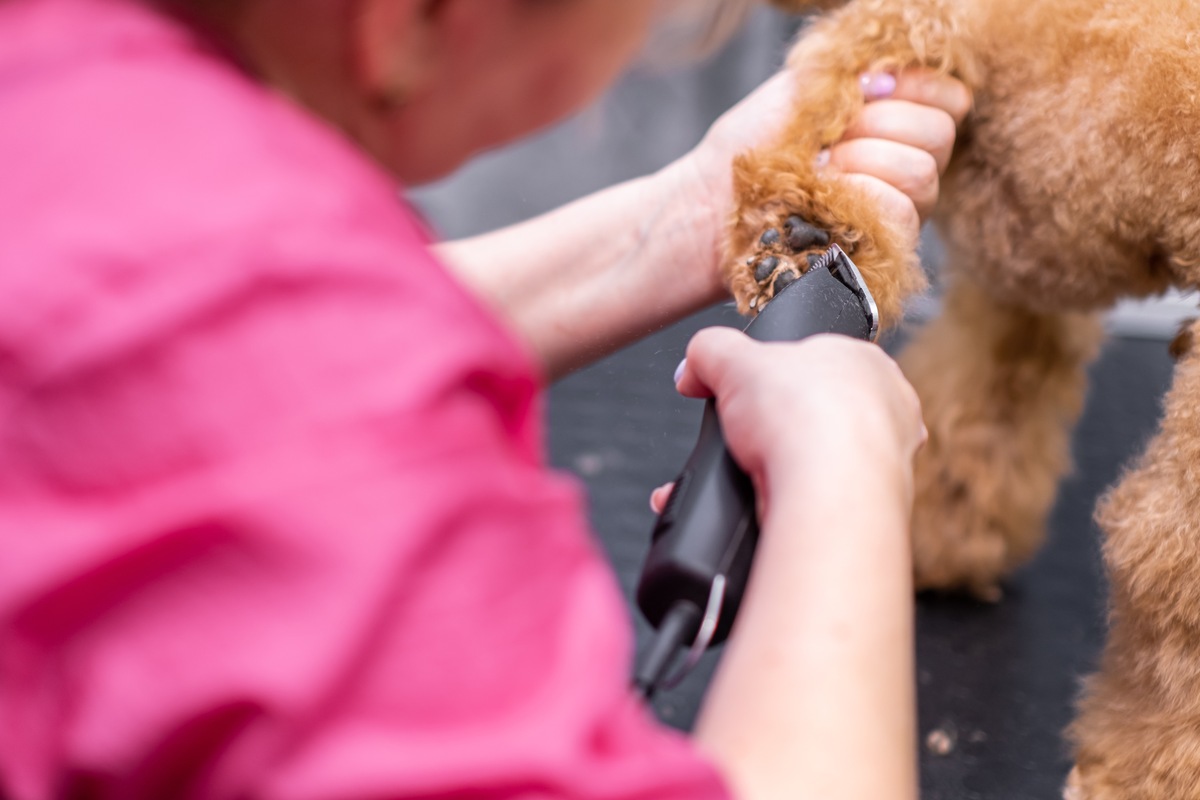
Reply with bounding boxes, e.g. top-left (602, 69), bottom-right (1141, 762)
top-left (632, 600), bottom-right (702, 700)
